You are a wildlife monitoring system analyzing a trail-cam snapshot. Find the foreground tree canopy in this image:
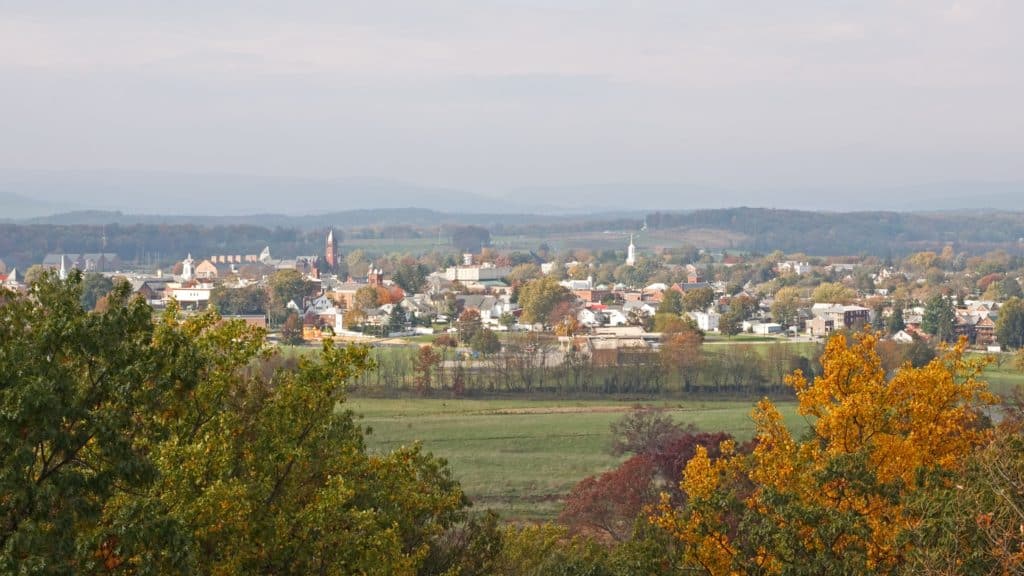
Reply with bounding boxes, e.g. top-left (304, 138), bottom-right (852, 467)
top-left (0, 273), bottom-right (468, 575)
